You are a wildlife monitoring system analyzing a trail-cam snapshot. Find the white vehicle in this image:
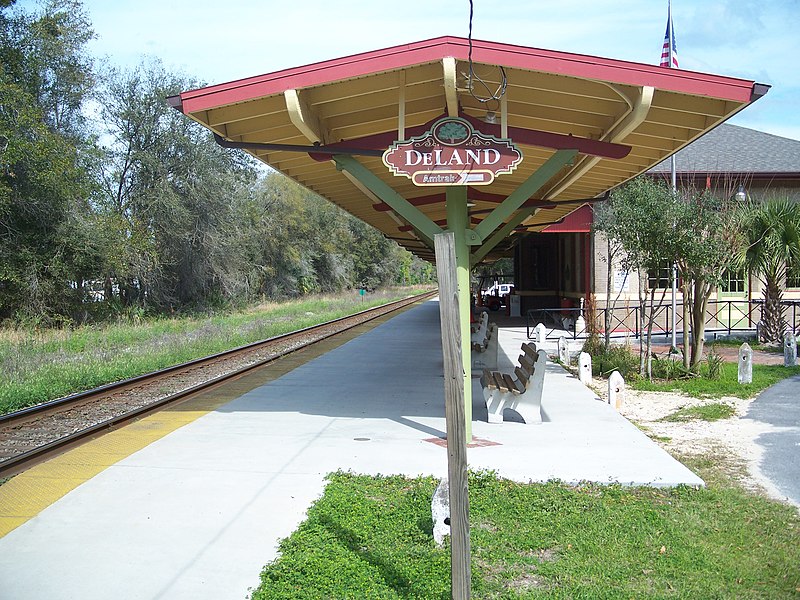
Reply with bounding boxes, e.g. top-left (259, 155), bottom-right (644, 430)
top-left (482, 283), bottom-right (514, 310)
top-left (484, 283), bottom-right (513, 297)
